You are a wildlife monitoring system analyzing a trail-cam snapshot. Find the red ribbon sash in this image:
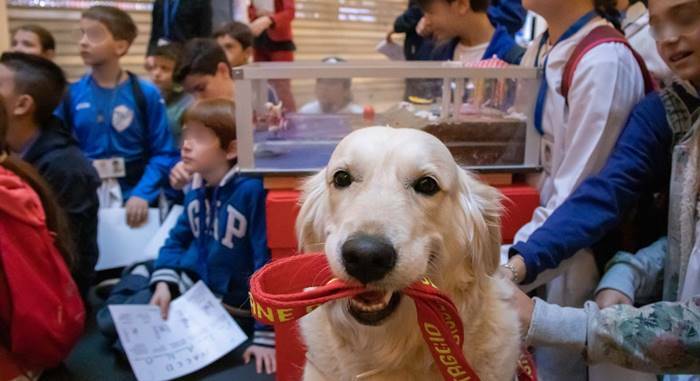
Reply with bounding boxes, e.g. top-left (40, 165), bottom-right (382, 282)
top-left (249, 253), bottom-right (536, 381)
